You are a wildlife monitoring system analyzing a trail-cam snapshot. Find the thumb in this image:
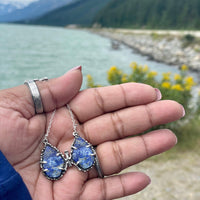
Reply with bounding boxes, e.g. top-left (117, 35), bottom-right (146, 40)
top-left (0, 66), bottom-right (82, 118)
